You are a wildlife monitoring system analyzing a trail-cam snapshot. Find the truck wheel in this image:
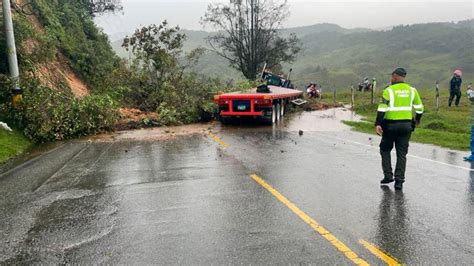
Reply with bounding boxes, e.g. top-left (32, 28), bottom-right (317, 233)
top-left (261, 107), bottom-right (275, 125)
top-left (275, 103), bottom-right (281, 122)
top-left (272, 104), bottom-right (278, 124)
